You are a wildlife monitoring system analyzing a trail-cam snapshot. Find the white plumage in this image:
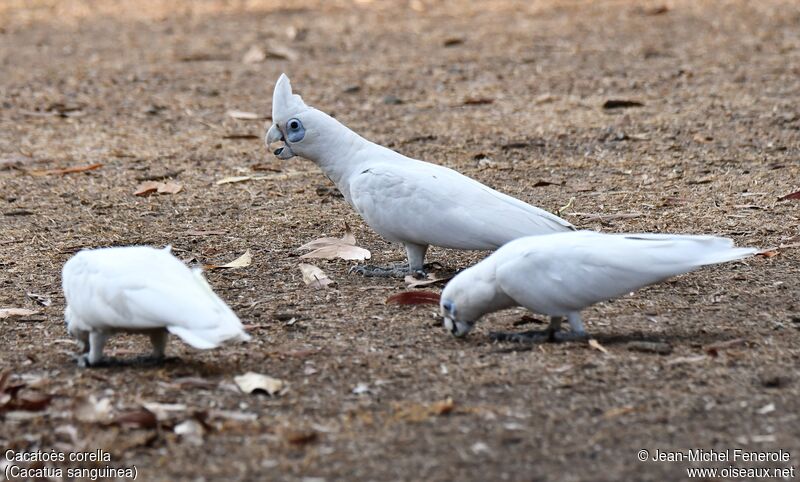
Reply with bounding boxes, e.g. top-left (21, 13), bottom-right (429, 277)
top-left (440, 231), bottom-right (758, 340)
top-left (62, 246), bottom-right (250, 367)
top-left (265, 74), bottom-right (573, 276)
